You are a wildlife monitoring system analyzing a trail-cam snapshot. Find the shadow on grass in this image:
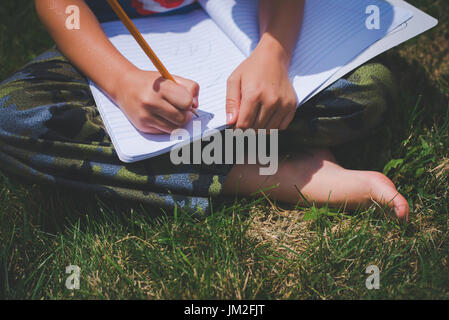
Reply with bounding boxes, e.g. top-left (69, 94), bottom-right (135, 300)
top-left (0, 167), bottom-right (258, 237)
top-left (0, 171), bottom-right (266, 299)
top-left (332, 51), bottom-right (449, 173)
